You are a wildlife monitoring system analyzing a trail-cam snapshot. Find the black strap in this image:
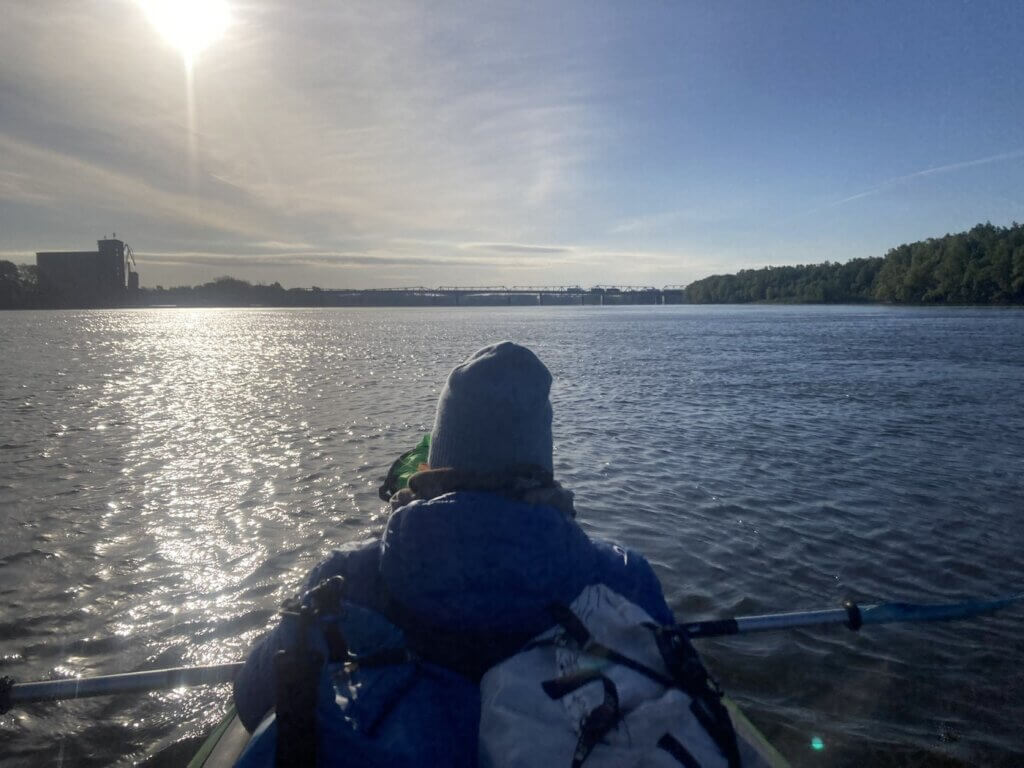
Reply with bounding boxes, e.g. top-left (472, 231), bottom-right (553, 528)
top-left (307, 576), bottom-right (349, 661)
top-left (0, 675), bottom-right (14, 715)
top-left (549, 603), bottom-right (592, 646)
top-left (541, 668), bottom-right (605, 700)
top-left (571, 676), bottom-right (621, 768)
top-left (654, 627), bottom-right (742, 768)
top-left (844, 599), bottom-right (863, 631)
top-left (548, 604), bottom-right (740, 767)
top-left (307, 576), bottom-right (346, 613)
top-left (549, 604), bottom-right (675, 688)
top-left (657, 733), bottom-right (703, 768)
top-left (273, 606), bottom-right (323, 768)
top-left (682, 618), bottom-right (740, 640)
